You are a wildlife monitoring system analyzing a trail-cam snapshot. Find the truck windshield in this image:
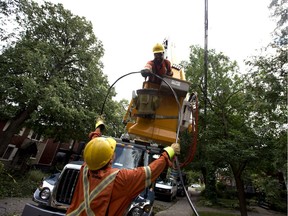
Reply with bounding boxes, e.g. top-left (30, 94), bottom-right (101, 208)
top-left (112, 144), bottom-right (144, 169)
